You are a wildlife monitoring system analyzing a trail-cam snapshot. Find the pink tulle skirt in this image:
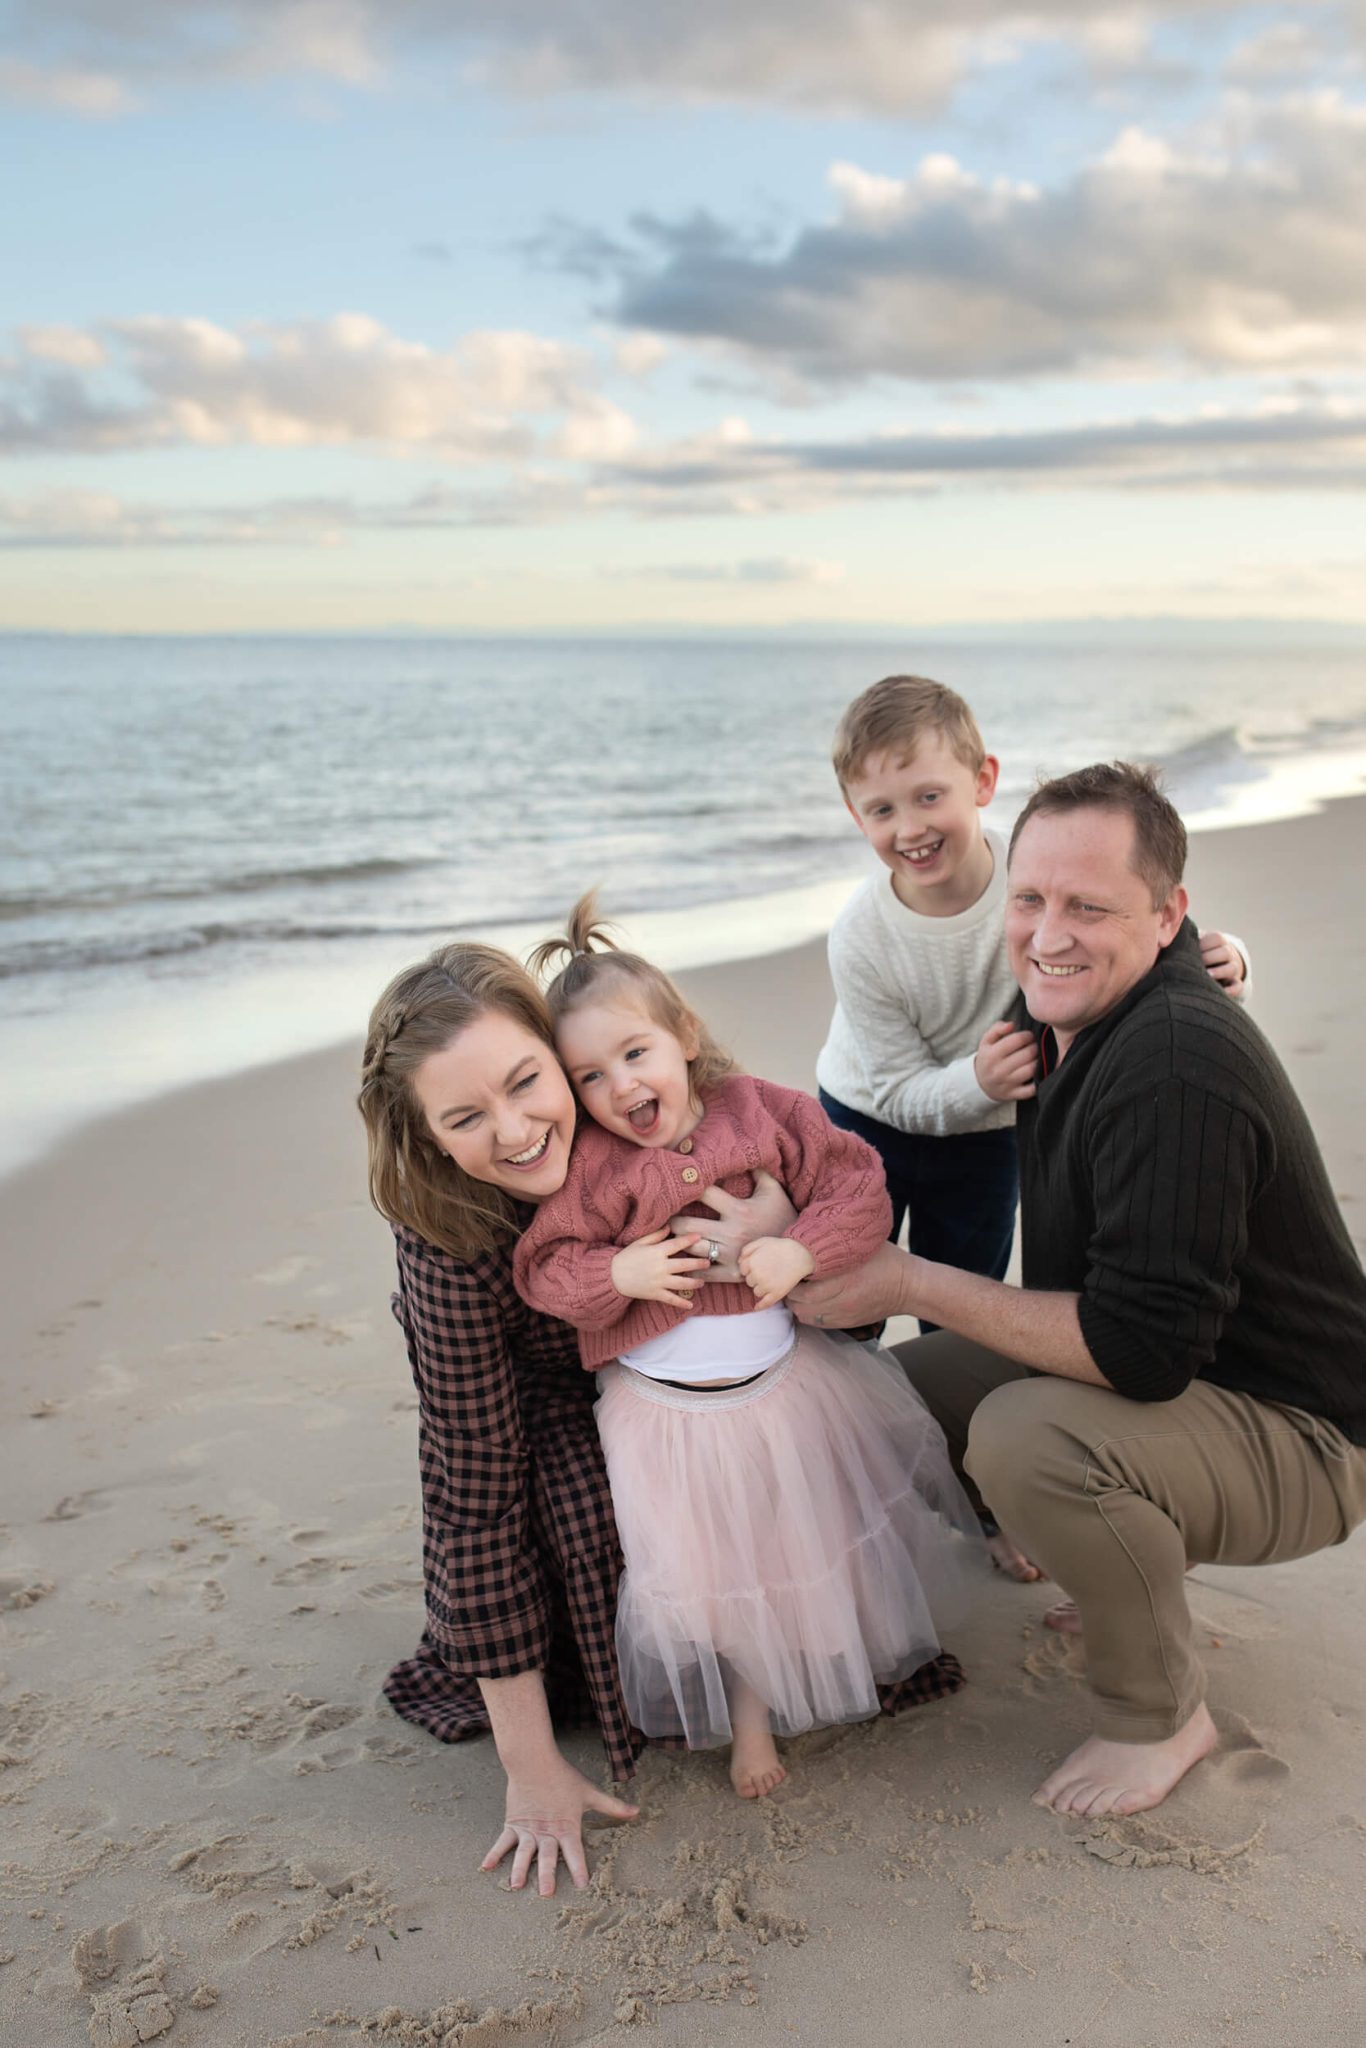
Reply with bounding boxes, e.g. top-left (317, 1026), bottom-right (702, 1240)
top-left (595, 1328), bottom-right (980, 1748)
